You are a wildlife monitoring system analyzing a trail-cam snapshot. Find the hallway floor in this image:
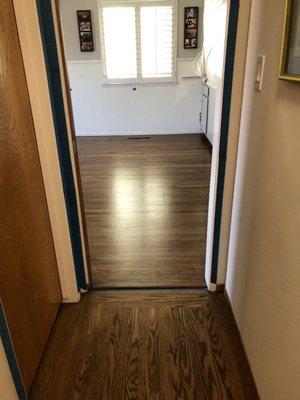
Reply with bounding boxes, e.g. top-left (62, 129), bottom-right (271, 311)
top-left (29, 290), bottom-right (259, 399)
top-left (77, 134), bottom-right (211, 288)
